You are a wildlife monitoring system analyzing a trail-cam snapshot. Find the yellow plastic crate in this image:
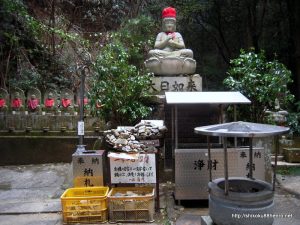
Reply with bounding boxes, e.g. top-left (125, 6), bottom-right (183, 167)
top-left (61, 186), bottom-right (109, 224)
top-left (108, 186), bottom-right (155, 223)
